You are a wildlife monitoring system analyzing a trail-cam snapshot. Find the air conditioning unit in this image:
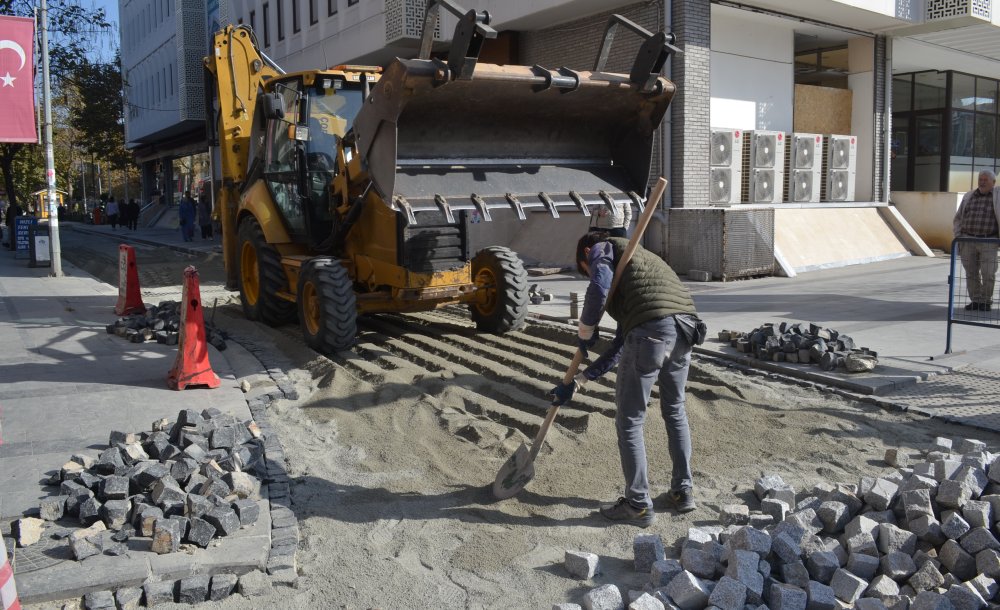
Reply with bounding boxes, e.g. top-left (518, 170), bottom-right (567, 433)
top-left (822, 134), bottom-right (857, 202)
top-left (742, 130), bottom-right (785, 204)
top-left (708, 128), bottom-right (743, 205)
top-left (784, 133), bottom-right (823, 203)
